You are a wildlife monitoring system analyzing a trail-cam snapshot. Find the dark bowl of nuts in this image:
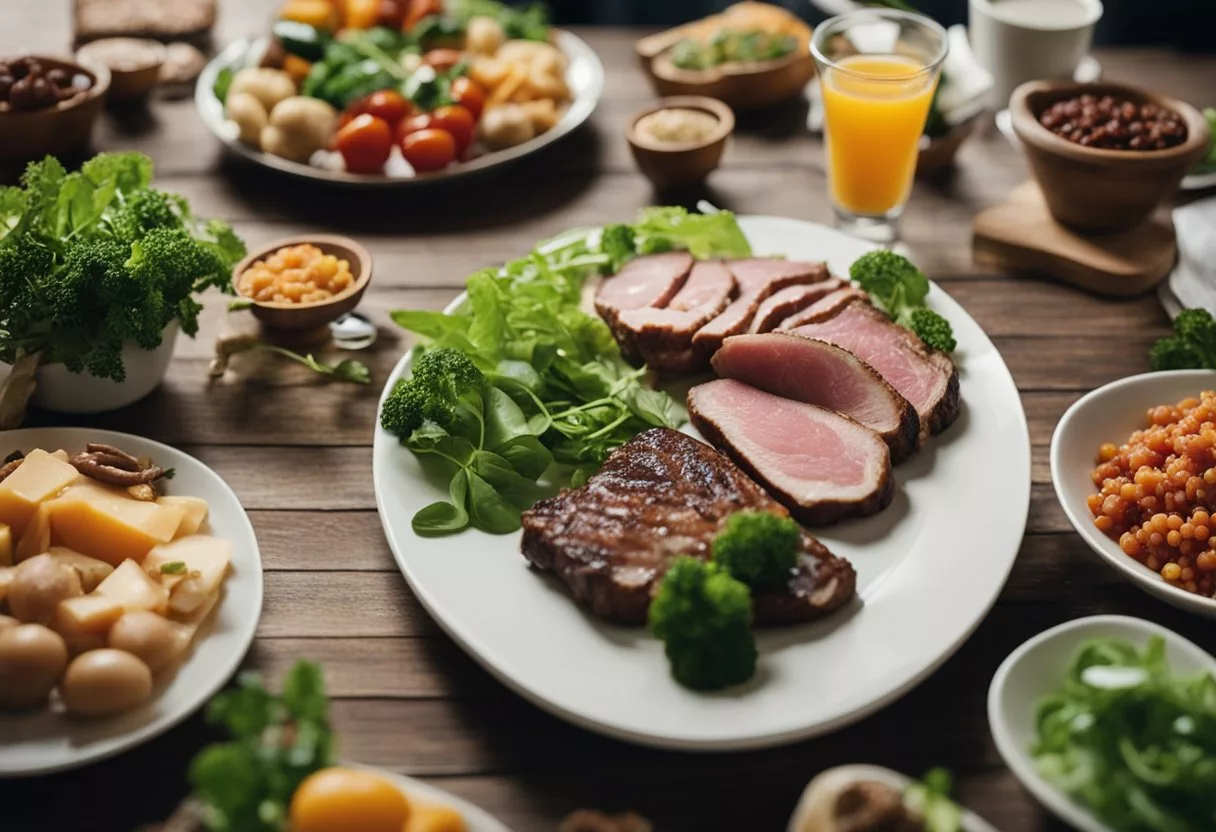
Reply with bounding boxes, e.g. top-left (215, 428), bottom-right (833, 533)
top-left (0, 55), bottom-right (110, 168)
top-left (1011, 80), bottom-right (1210, 232)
